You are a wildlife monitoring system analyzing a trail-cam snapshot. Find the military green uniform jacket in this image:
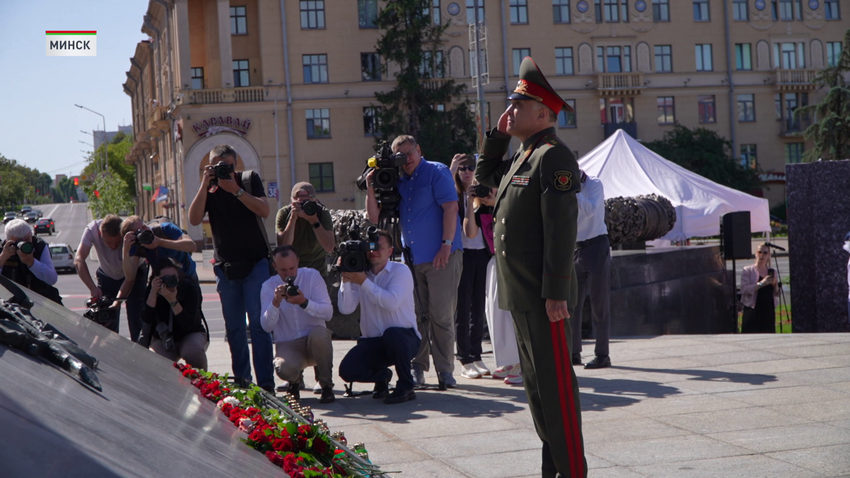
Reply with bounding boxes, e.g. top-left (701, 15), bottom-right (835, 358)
top-left (475, 126), bottom-right (581, 312)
